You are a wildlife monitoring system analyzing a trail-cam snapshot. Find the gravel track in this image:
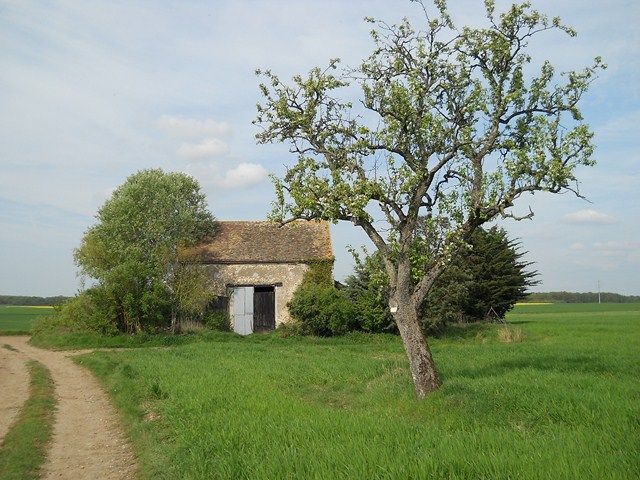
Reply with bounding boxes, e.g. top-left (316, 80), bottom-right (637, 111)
top-left (0, 336), bottom-right (137, 480)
